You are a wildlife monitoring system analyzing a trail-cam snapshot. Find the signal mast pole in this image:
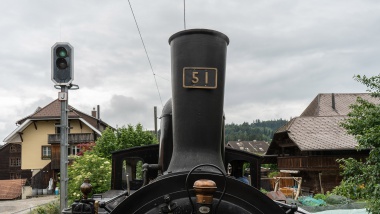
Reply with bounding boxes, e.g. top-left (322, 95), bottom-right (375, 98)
top-left (59, 85), bottom-right (69, 211)
top-left (51, 42), bottom-right (78, 211)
